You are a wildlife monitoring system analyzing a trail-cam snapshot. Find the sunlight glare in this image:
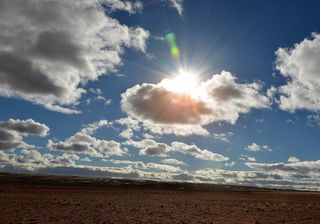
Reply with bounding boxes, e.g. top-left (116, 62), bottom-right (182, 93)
top-left (161, 68), bottom-right (200, 98)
